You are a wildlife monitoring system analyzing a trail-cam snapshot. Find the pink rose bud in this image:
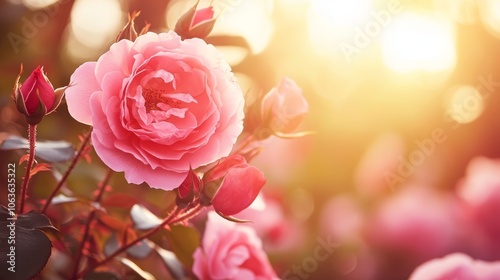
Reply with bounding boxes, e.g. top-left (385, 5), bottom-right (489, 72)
top-left (260, 77), bottom-right (308, 136)
top-left (13, 65), bottom-right (64, 125)
top-left (176, 167), bottom-right (202, 208)
top-left (175, 1), bottom-right (216, 39)
top-left (204, 154), bottom-right (266, 216)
